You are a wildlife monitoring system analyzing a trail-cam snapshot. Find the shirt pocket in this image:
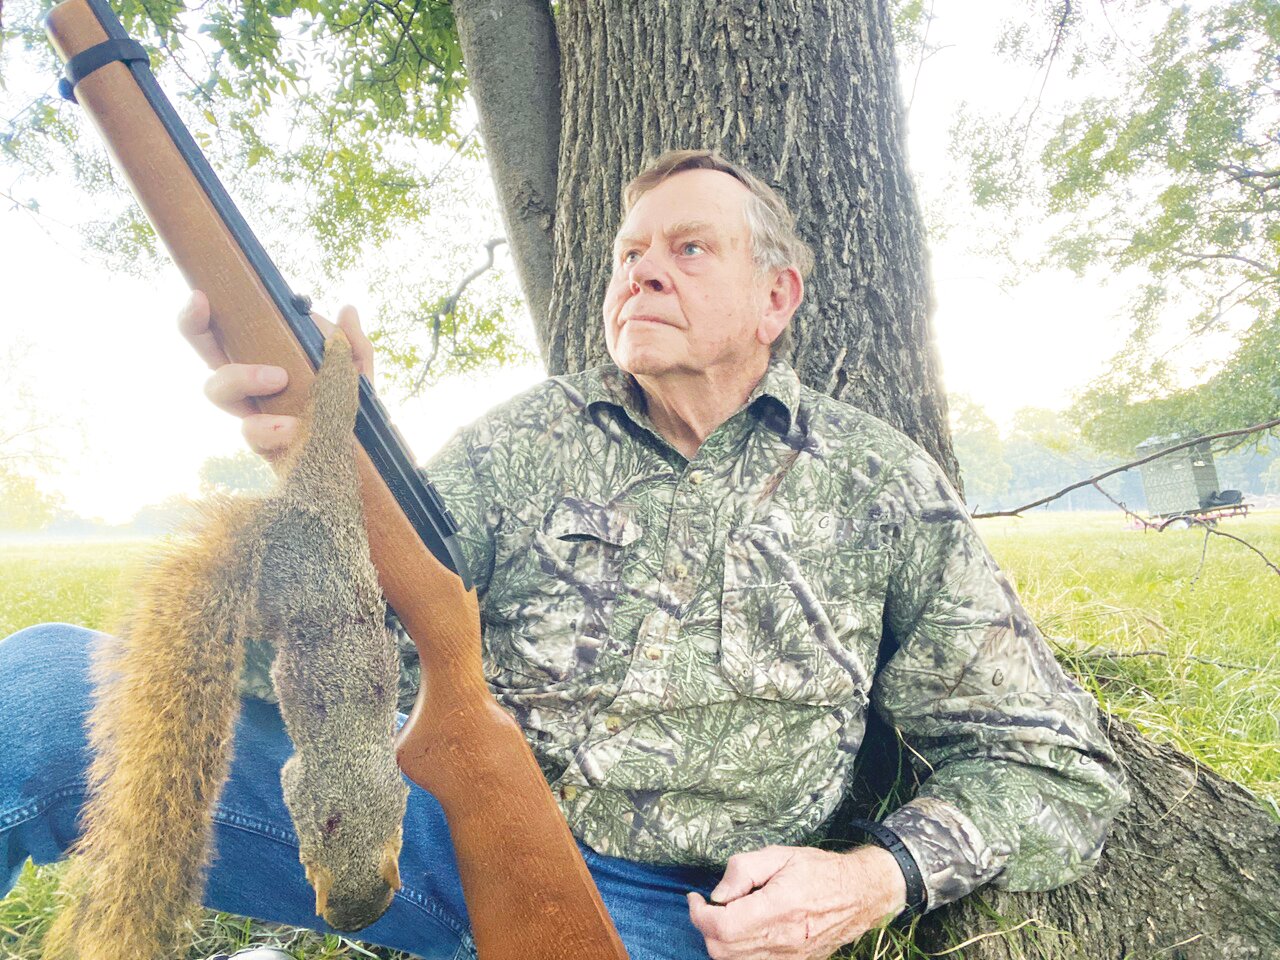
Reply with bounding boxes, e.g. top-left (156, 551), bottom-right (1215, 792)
top-left (719, 519), bottom-right (883, 707)
top-left (488, 496), bottom-right (643, 687)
